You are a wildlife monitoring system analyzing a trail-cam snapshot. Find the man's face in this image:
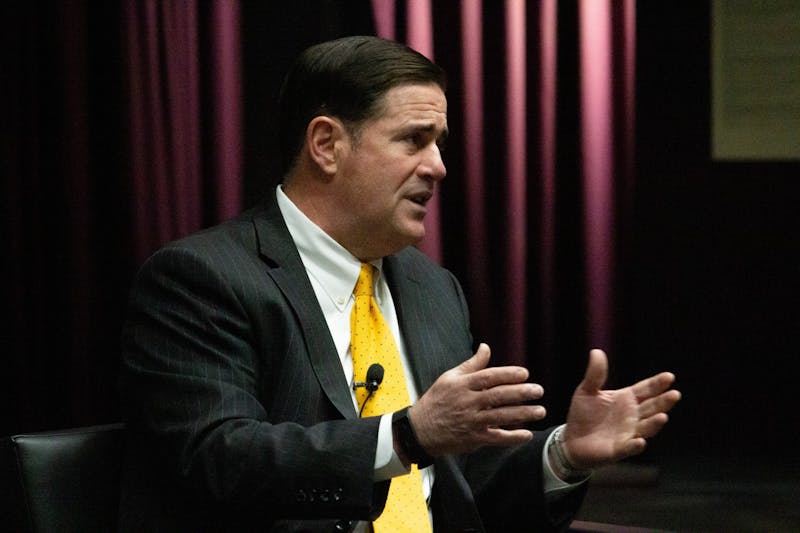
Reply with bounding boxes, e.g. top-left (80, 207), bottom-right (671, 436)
top-left (333, 83), bottom-right (448, 260)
